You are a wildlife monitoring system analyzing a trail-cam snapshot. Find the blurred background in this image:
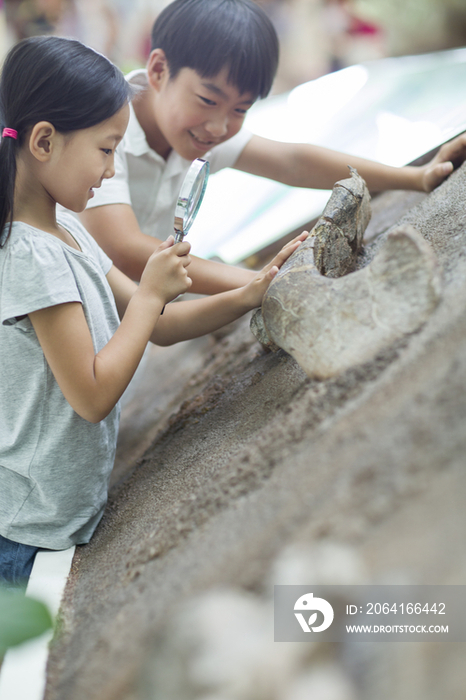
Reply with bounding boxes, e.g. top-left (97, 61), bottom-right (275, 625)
top-left (0, 0), bottom-right (465, 90)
